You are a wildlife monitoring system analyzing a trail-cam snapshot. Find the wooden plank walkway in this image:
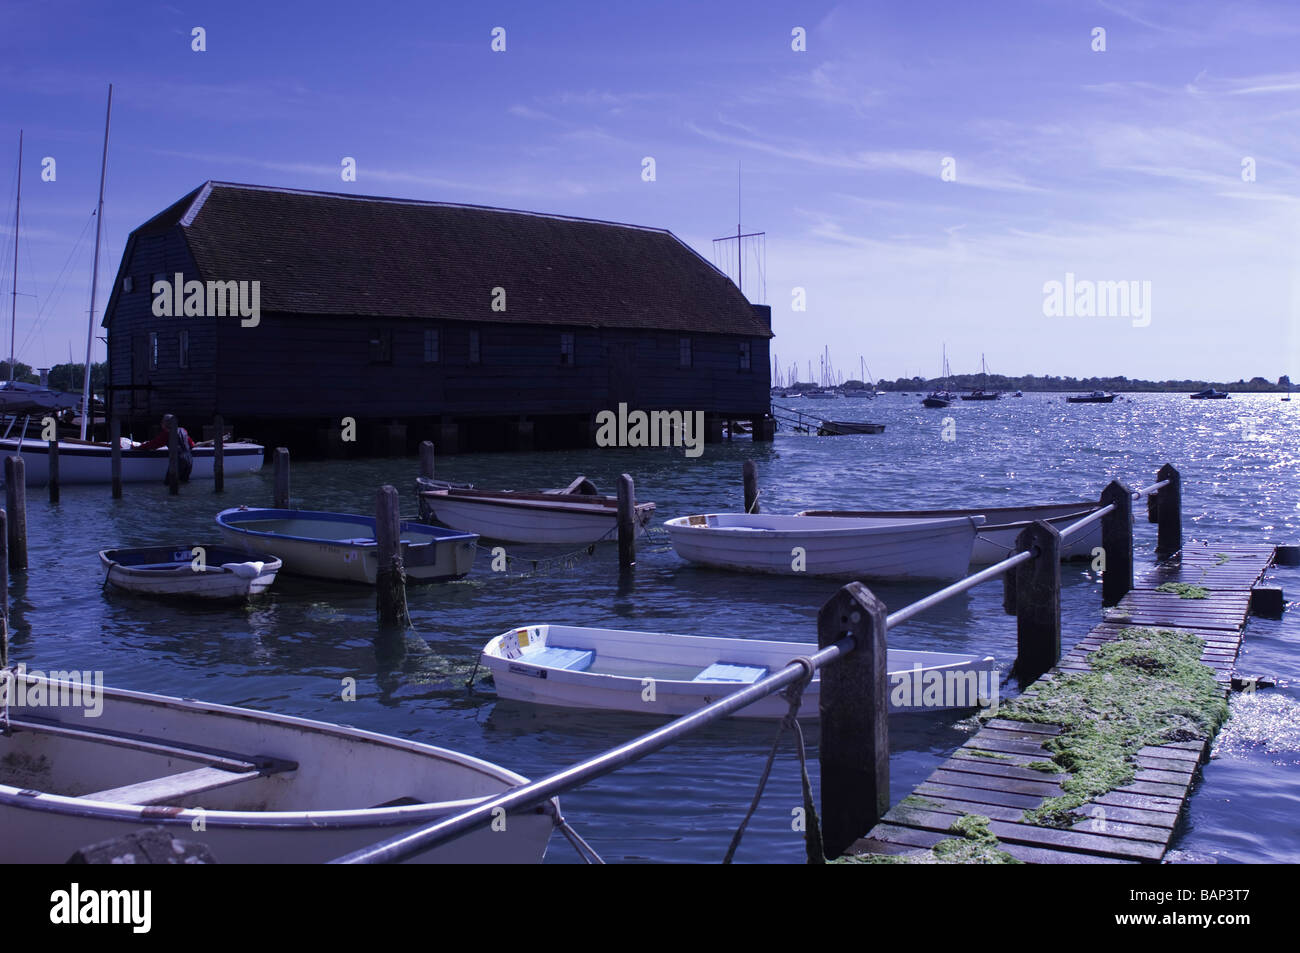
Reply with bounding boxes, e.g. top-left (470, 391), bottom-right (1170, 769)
top-left (848, 543), bottom-right (1278, 864)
